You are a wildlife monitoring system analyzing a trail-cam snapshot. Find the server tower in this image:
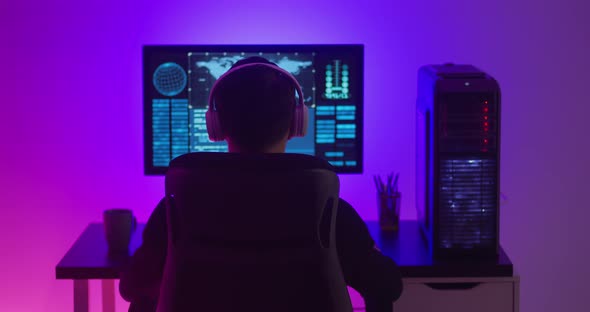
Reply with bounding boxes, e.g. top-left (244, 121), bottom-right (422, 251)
top-left (416, 64), bottom-right (501, 258)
